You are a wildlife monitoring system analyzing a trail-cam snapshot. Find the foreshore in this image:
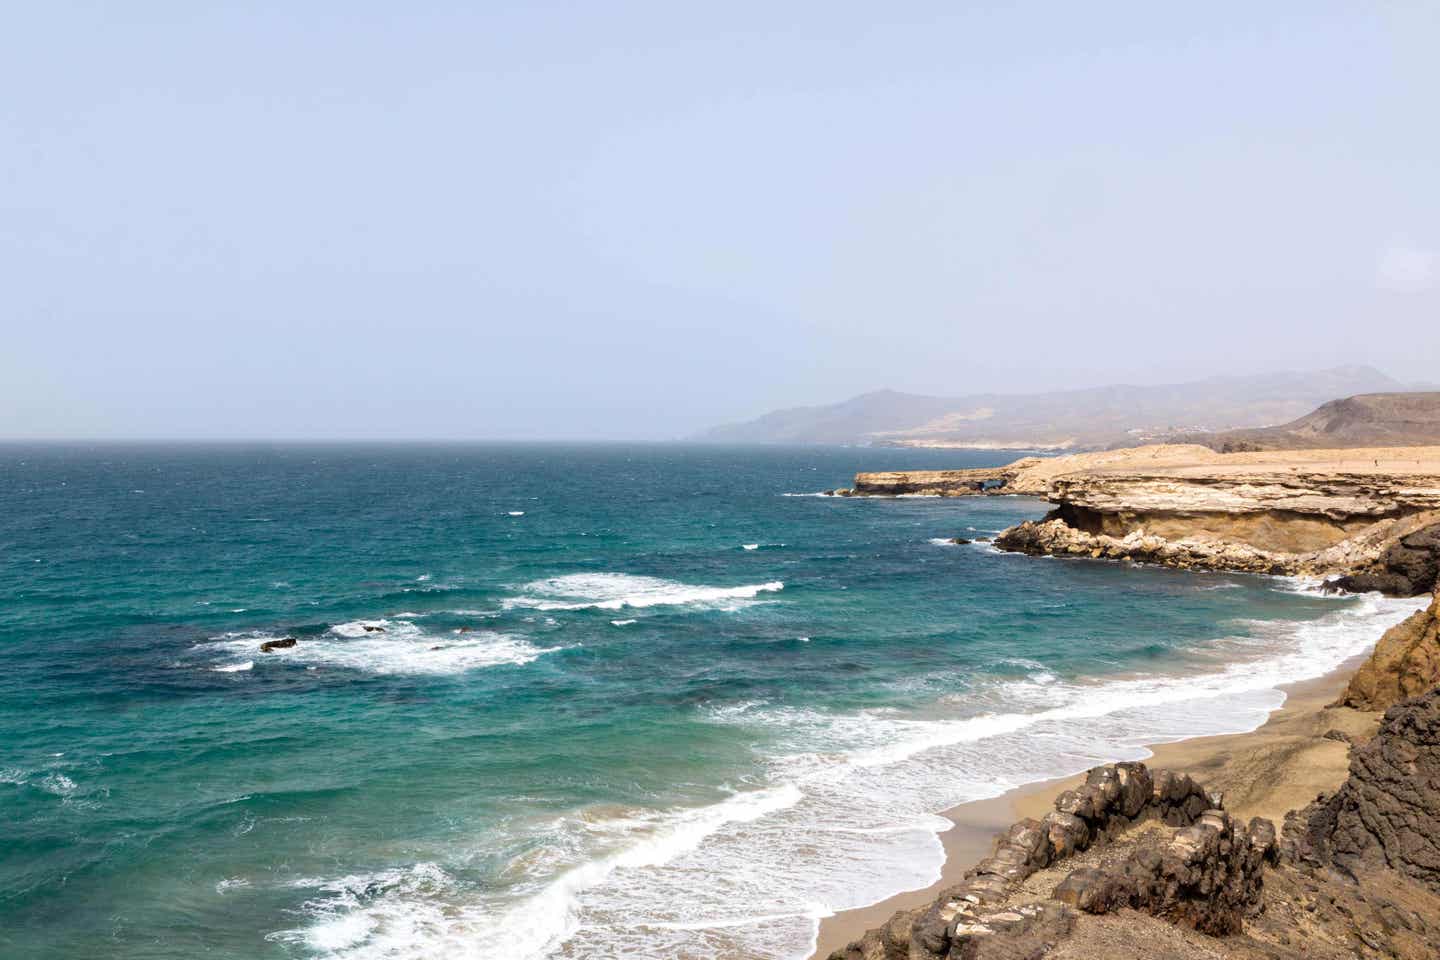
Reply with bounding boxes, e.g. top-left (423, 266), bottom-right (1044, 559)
top-left (808, 654), bottom-right (1376, 959)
